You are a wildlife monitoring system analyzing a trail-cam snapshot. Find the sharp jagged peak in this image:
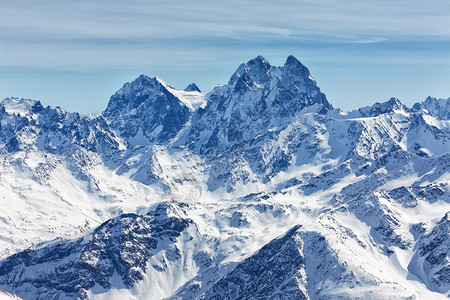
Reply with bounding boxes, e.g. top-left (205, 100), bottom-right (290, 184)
top-left (104, 55), bottom-right (334, 146)
top-left (106, 55), bottom-right (328, 118)
top-left (421, 96), bottom-right (450, 110)
top-left (228, 55), bottom-right (272, 85)
top-left (110, 75), bottom-right (162, 100)
top-left (103, 73), bottom-right (191, 145)
top-left (228, 55), bottom-right (319, 88)
top-left (108, 75), bottom-right (165, 102)
top-left (219, 55), bottom-right (332, 112)
top-left (132, 74), bottom-right (159, 86)
top-left (346, 97), bottom-right (406, 118)
top-left (136, 74), bottom-right (151, 81)
top-left (384, 97), bottom-right (404, 109)
top-left (284, 55), bottom-right (303, 68)
top-left (282, 55), bottom-right (315, 83)
top-left (246, 55), bottom-right (271, 69)
top-left (412, 96), bottom-right (450, 120)
top-left (131, 74), bottom-right (161, 87)
top-left (184, 83), bottom-right (201, 93)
